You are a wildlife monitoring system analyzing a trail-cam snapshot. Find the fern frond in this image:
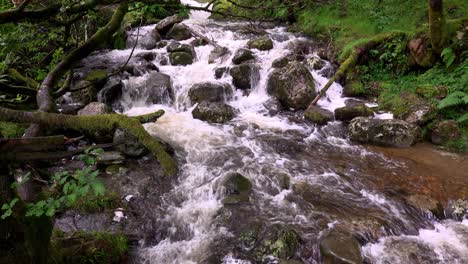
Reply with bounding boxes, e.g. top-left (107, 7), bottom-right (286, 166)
top-left (438, 91), bottom-right (468, 109)
top-left (457, 113), bottom-right (468, 124)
